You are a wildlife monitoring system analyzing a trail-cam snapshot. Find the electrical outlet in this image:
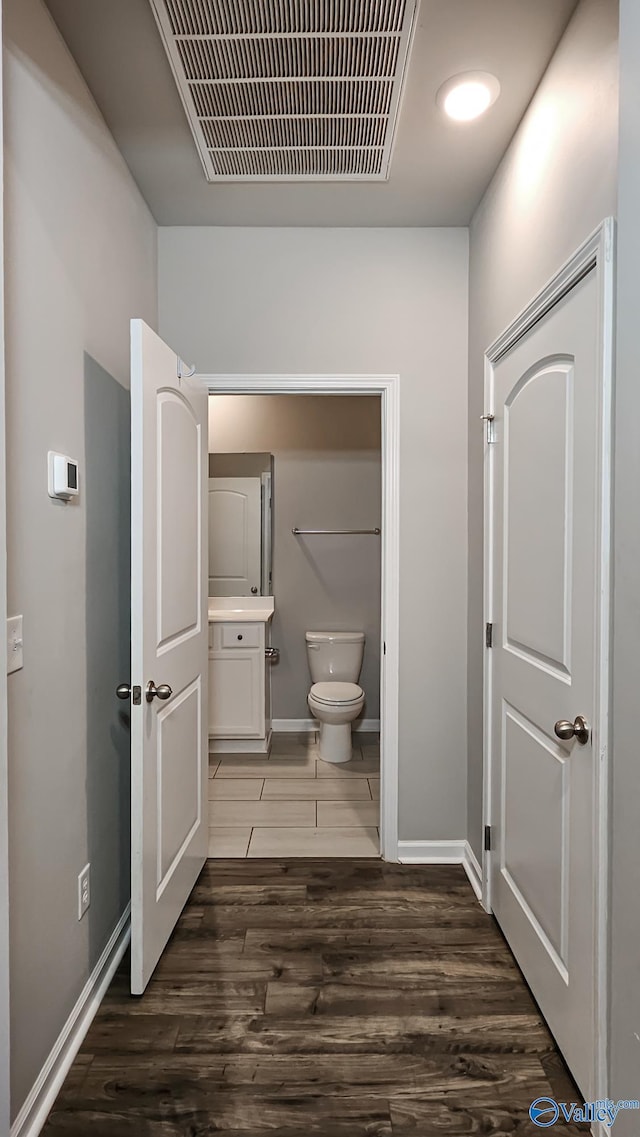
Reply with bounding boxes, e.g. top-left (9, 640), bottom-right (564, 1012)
top-left (7, 616), bottom-right (23, 675)
top-left (78, 864), bottom-right (90, 920)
